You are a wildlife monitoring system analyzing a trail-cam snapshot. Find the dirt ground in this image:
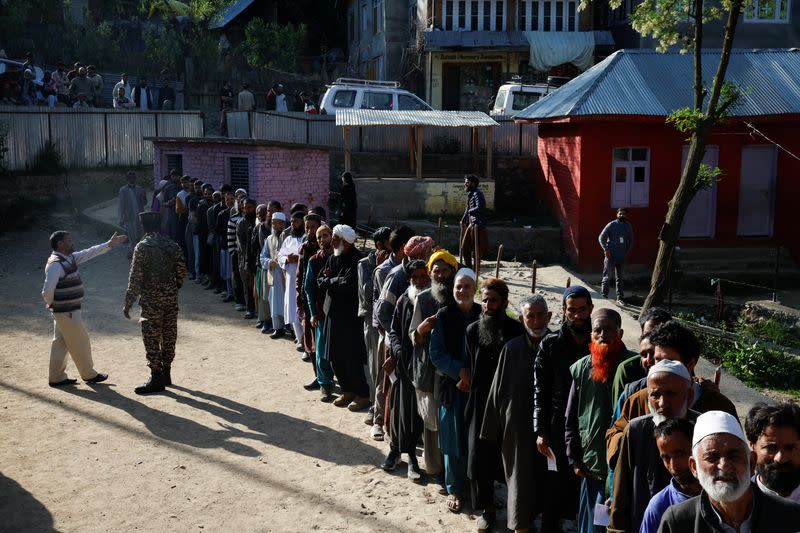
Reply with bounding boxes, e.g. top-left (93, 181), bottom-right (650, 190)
top-left (0, 208), bottom-right (770, 533)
